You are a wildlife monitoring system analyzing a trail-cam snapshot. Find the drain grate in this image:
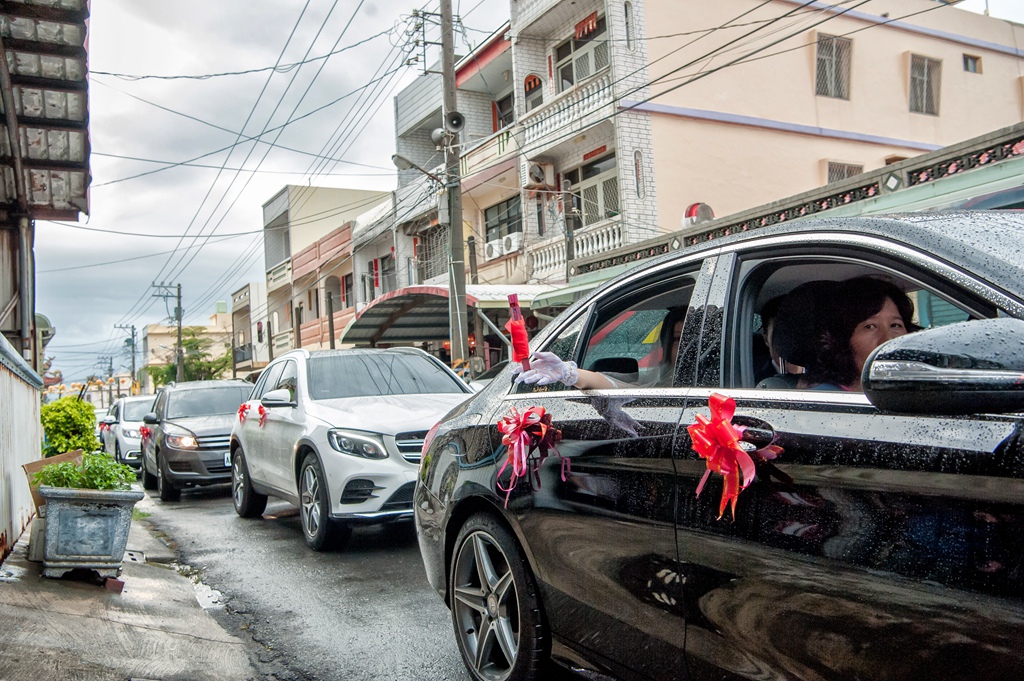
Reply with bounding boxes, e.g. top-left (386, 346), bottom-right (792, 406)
top-left (124, 550), bottom-right (146, 563)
